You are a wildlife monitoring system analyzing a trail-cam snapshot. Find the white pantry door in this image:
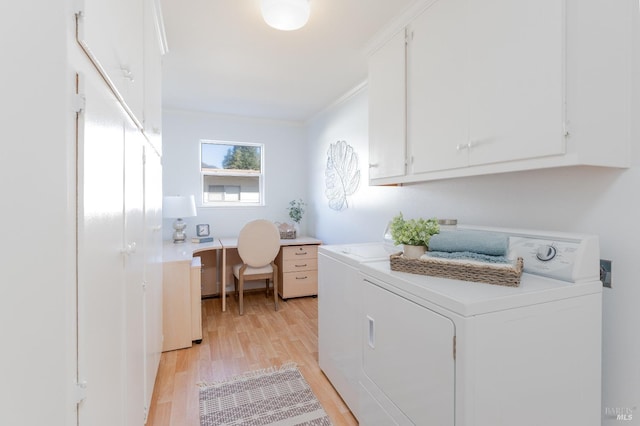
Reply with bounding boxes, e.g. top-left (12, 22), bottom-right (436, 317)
top-left (76, 71), bottom-right (126, 426)
top-left (142, 144), bottom-right (163, 415)
top-left (123, 121), bottom-right (146, 425)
